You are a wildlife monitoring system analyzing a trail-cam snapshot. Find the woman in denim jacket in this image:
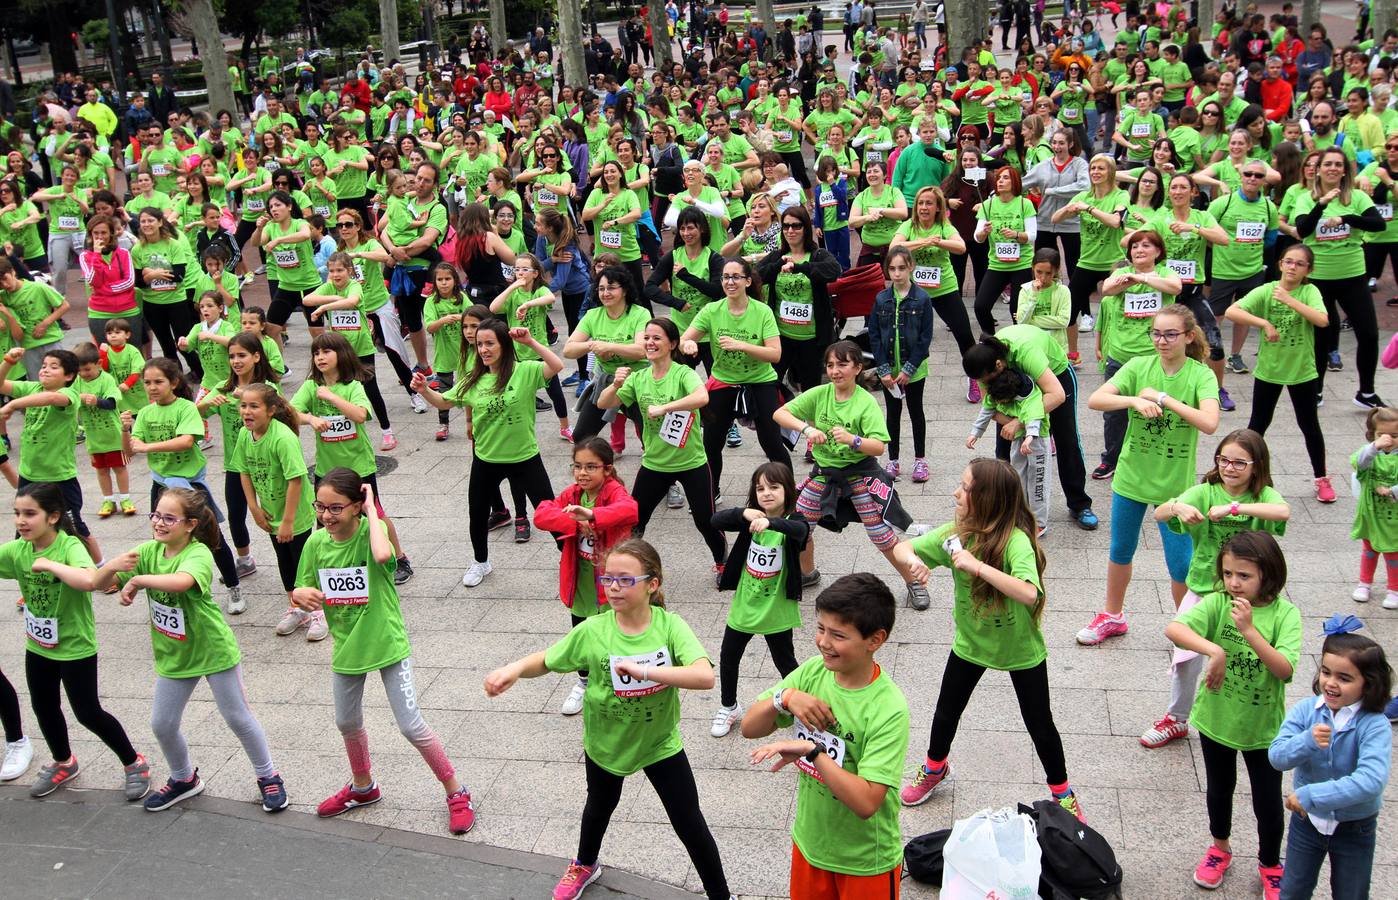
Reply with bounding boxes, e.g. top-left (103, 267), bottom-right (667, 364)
top-left (868, 247), bottom-right (933, 483)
